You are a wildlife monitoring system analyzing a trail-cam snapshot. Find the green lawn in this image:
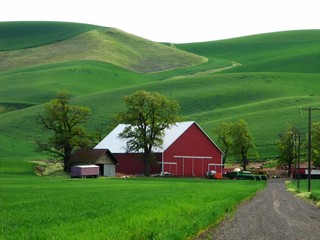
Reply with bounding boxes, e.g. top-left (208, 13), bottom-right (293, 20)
top-left (0, 175), bottom-right (265, 240)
